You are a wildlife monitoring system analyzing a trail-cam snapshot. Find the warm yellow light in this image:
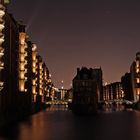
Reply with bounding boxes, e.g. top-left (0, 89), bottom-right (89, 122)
top-left (136, 78), bottom-right (140, 83)
top-left (19, 71), bottom-right (24, 79)
top-left (48, 79), bottom-right (51, 83)
top-left (39, 85), bottom-right (42, 88)
top-left (19, 45), bottom-right (24, 53)
top-left (32, 44), bottom-right (37, 51)
top-left (32, 86), bottom-right (36, 94)
top-left (39, 89), bottom-right (42, 95)
top-left (136, 88), bottom-right (140, 95)
top-left (136, 68), bottom-right (140, 73)
top-left (39, 64), bottom-right (42, 69)
top-left (25, 60), bottom-right (27, 65)
top-left (0, 62), bottom-right (4, 67)
top-left (32, 55), bottom-right (36, 61)
top-left (19, 80), bottom-right (25, 91)
top-left (0, 24), bottom-right (4, 31)
top-left (32, 62), bottom-right (36, 67)
top-left (33, 68), bottom-right (36, 73)
top-left (25, 52), bottom-right (28, 57)
top-left (0, 37), bottom-right (4, 44)
top-left (19, 33), bottom-right (26, 45)
top-left (0, 10), bottom-right (5, 17)
top-left (39, 75), bottom-right (42, 79)
top-left (32, 80), bottom-right (36, 85)
top-left (19, 63), bottom-right (24, 70)
top-left (33, 95), bottom-right (36, 102)
top-left (136, 61), bottom-right (139, 68)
